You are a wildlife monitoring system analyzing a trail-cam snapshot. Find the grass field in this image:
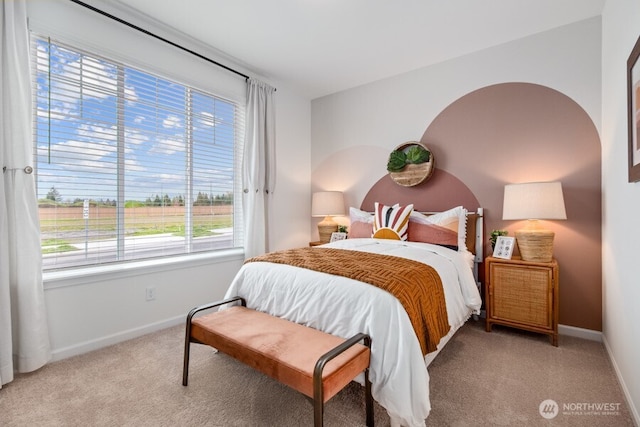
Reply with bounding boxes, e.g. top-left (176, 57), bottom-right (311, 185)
top-left (39, 205), bottom-right (233, 254)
